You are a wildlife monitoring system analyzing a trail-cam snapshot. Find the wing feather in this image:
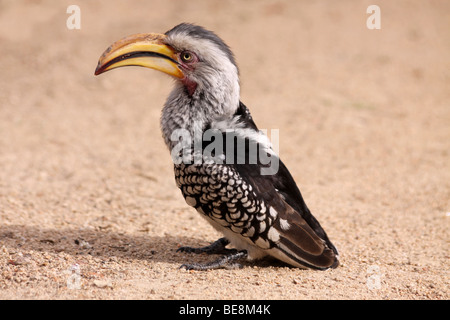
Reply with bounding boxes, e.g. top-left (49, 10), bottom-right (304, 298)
top-left (229, 102), bottom-right (339, 269)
